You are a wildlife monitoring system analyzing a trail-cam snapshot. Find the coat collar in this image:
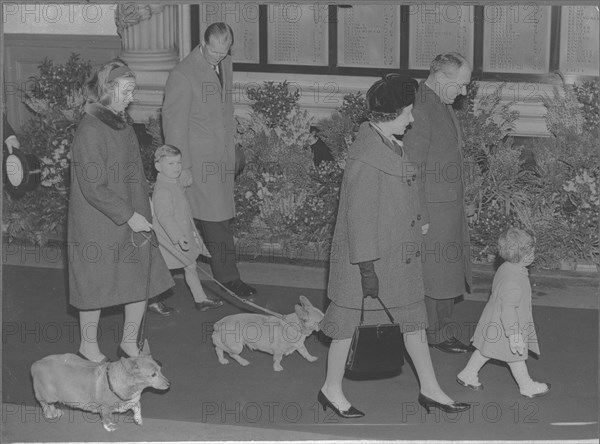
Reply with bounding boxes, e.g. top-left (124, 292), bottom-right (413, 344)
top-left (192, 45), bottom-right (223, 86)
top-left (501, 261), bottom-right (529, 276)
top-left (85, 102), bottom-right (130, 130)
top-left (369, 122), bottom-right (404, 155)
top-left (417, 82), bottom-right (460, 141)
top-left (156, 172), bottom-right (180, 186)
top-left (348, 122), bottom-right (408, 177)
